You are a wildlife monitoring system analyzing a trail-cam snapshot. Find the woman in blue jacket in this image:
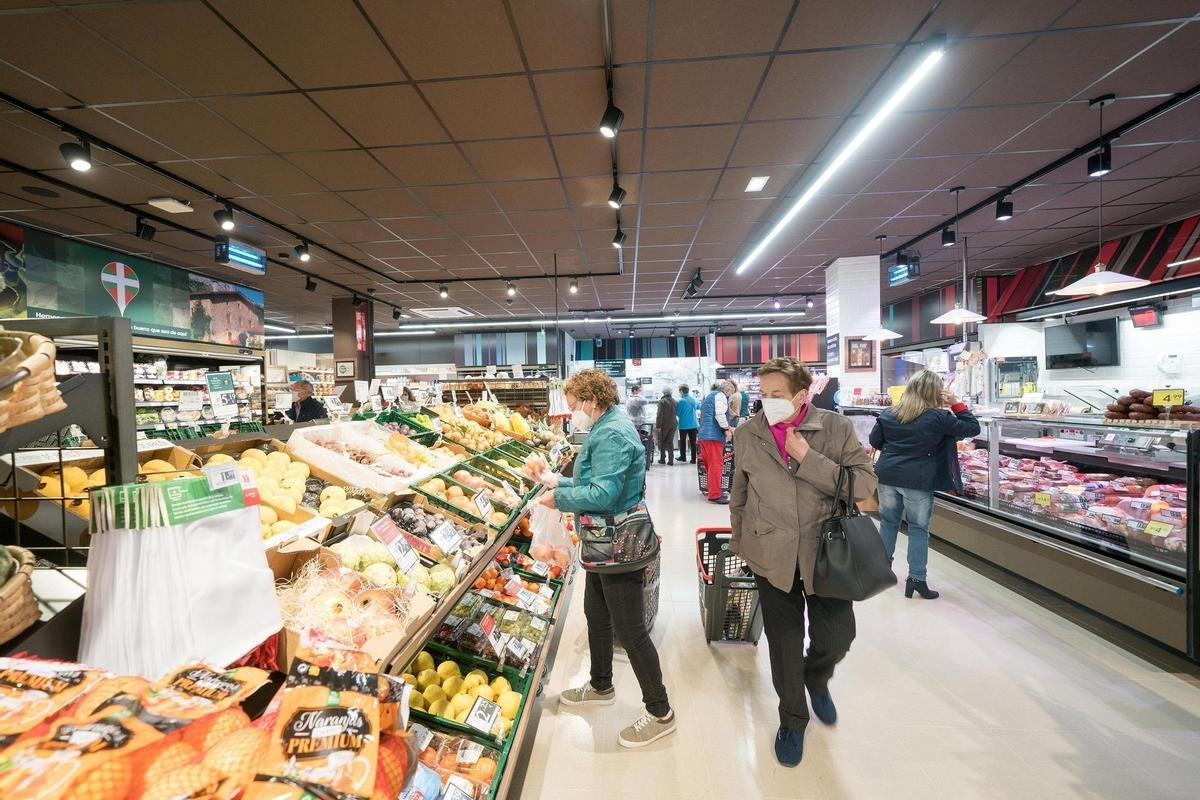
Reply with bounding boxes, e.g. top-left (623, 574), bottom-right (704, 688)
top-left (868, 370), bottom-right (980, 600)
